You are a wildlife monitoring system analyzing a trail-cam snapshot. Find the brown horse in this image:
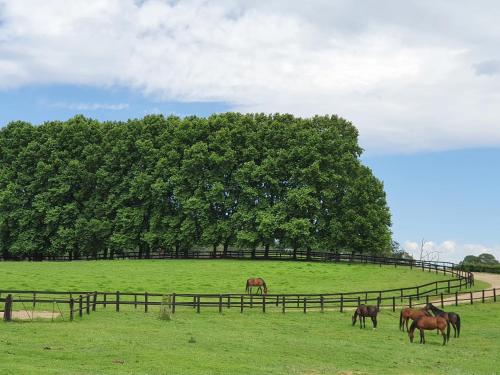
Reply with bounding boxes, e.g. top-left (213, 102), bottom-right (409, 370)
top-left (245, 278), bottom-right (268, 294)
top-left (409, 316), bottom-right (450, 345)
top-left (424, 303), bottom-right (461, 338)
top-left (399, 307), bottom-right (431, 332)
top-left (352, 304), bottom-right (379, 328)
